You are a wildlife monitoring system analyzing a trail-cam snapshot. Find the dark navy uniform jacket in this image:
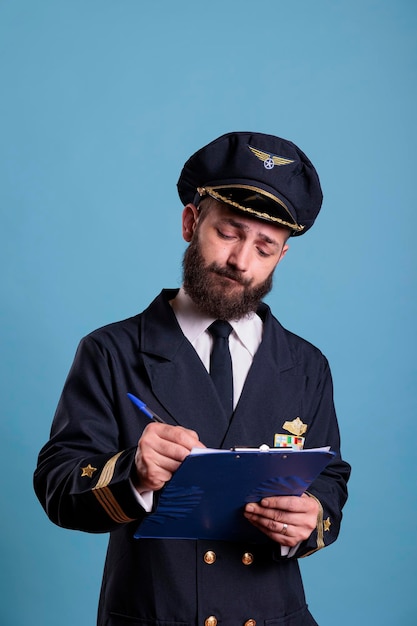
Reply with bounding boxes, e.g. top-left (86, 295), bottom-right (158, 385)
top-left (34, 289), bottom-right (350, 626)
